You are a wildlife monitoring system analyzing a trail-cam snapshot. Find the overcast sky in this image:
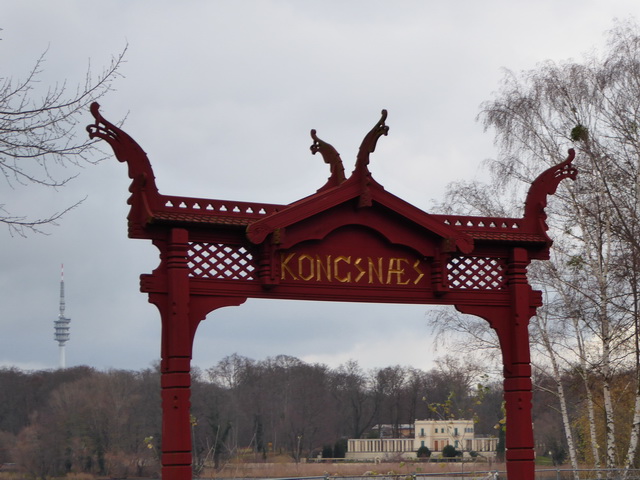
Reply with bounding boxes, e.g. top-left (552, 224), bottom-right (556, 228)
top-left (1, 1), bottom-right (638, 373)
